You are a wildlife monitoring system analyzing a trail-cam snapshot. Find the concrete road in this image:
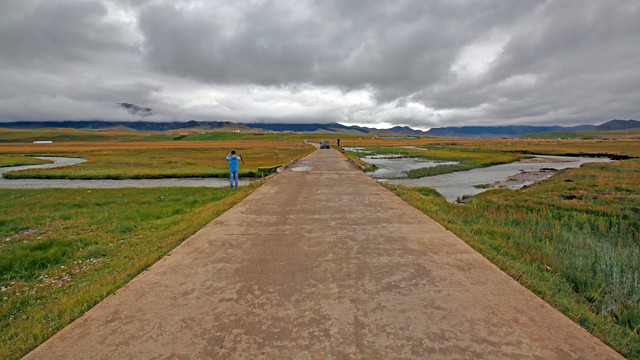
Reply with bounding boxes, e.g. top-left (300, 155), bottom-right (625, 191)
top-left (24, 148), bottom-right (623, 359)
